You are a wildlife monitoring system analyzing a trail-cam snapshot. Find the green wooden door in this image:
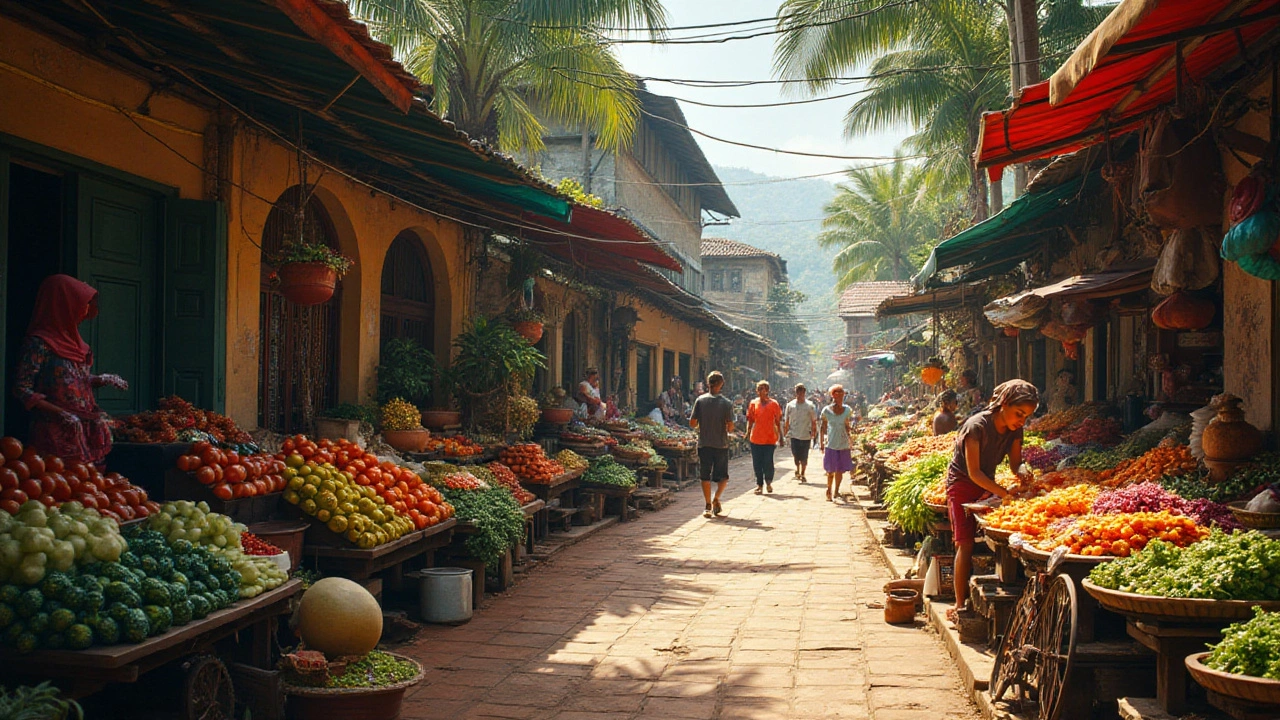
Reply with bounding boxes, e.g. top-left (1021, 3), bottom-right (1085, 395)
top-left (163, 199), bottom-right (226, 412)
top-left (76, 176), bottom-right (158, 415)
